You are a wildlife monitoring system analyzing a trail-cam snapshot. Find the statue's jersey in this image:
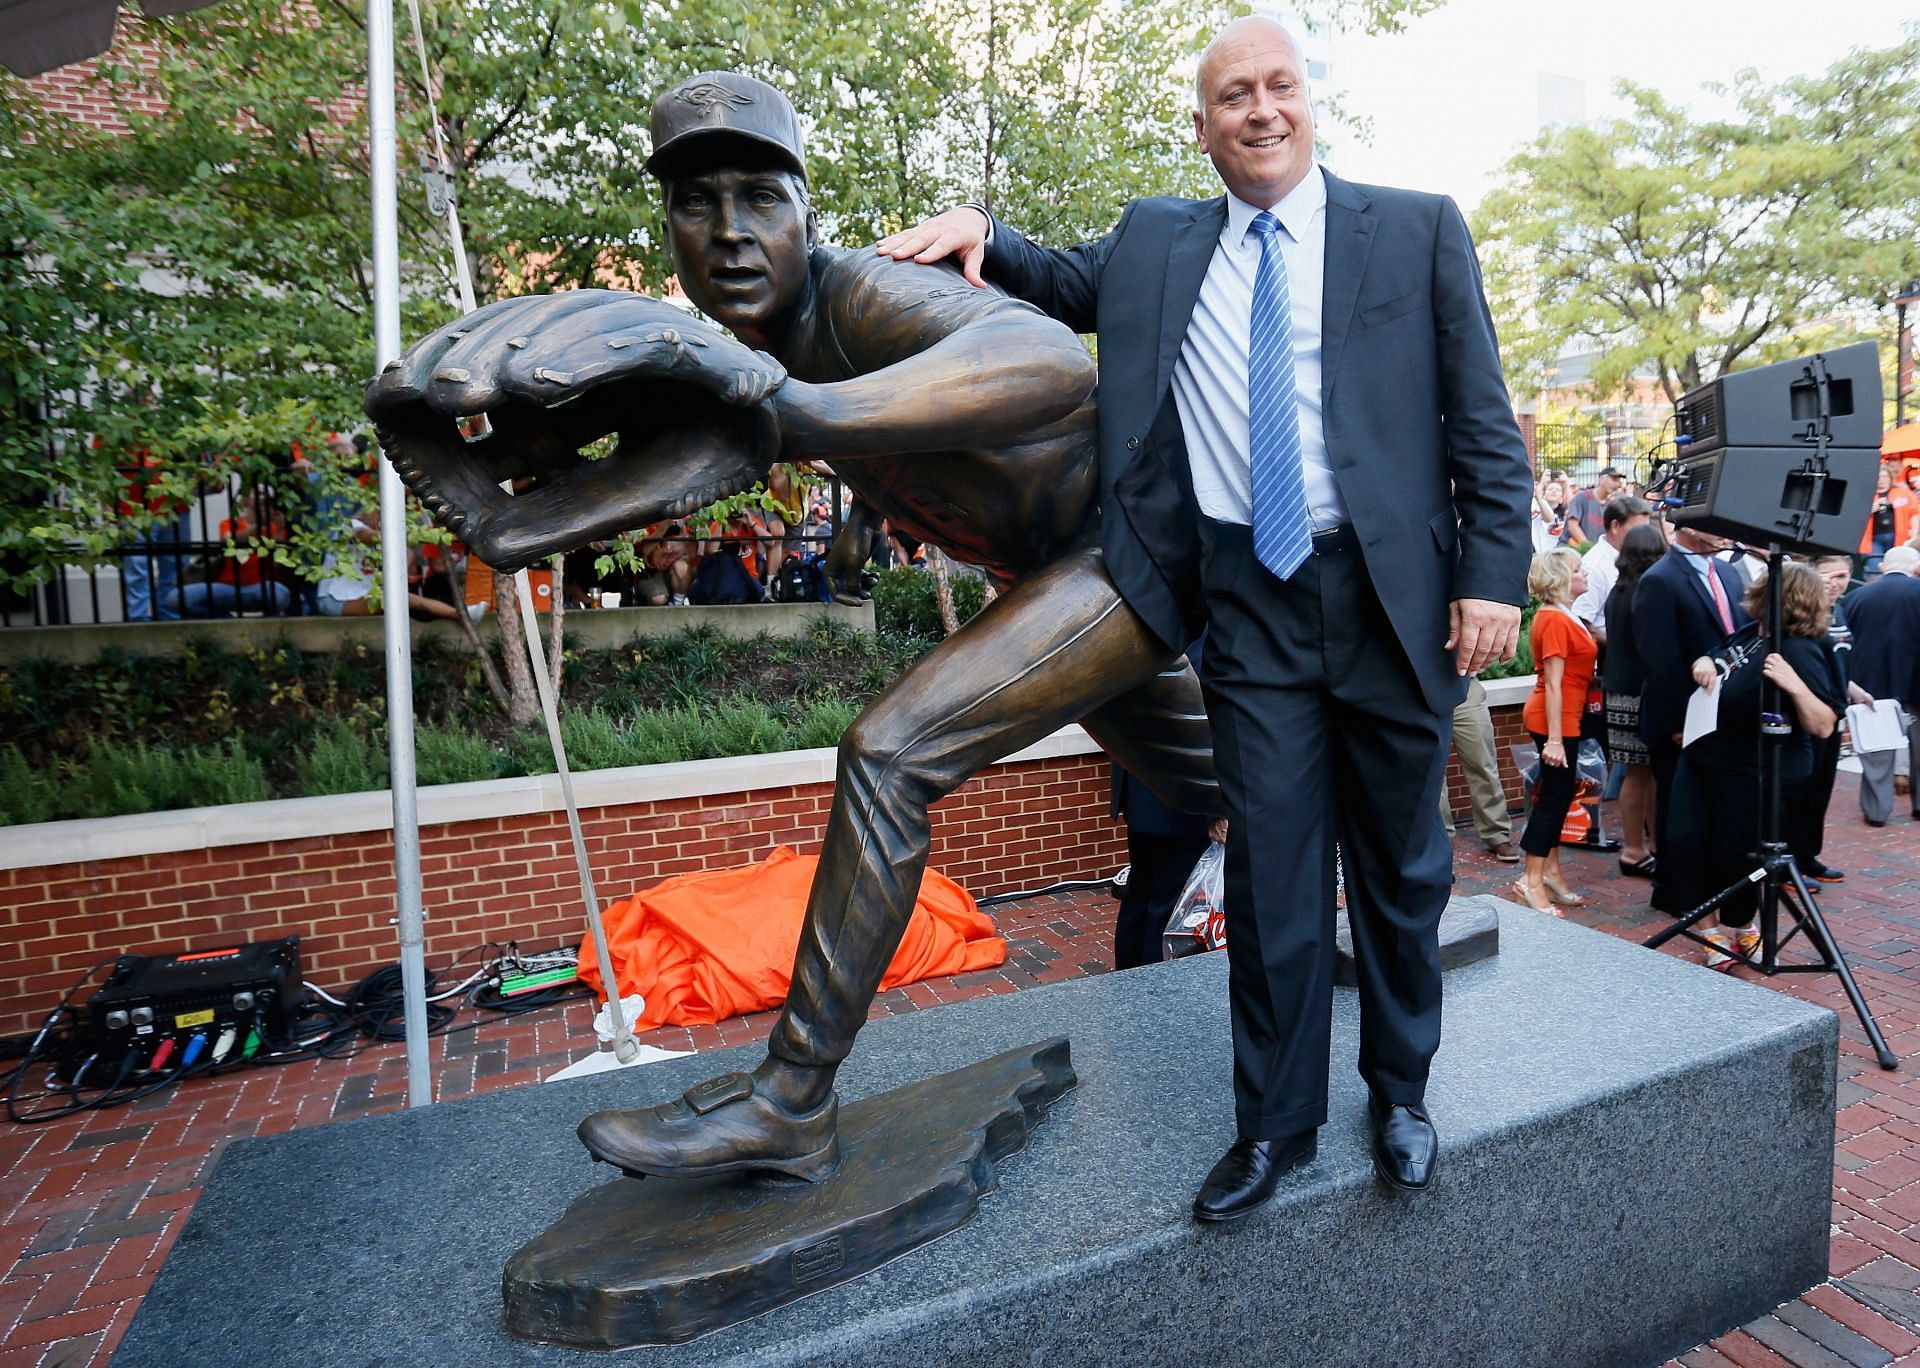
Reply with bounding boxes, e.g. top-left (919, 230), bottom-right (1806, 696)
top-left (778, 246), bottom-right (1100, 581)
